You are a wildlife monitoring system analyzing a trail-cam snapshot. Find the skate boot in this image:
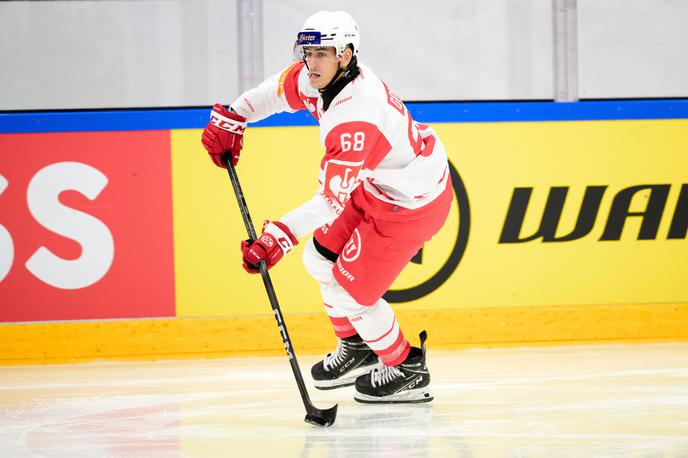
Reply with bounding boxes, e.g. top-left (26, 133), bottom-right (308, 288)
top-left (354, 330), bottom-right (433, 404)
top-left (311, 334), bottom-right (380, 390)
